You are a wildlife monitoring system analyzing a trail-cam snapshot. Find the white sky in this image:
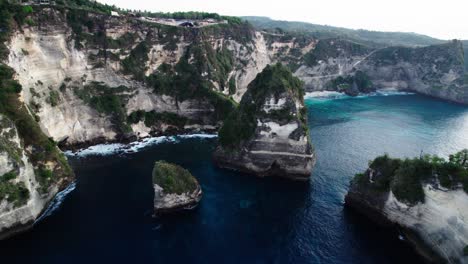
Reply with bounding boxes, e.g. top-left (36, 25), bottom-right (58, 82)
top-left (97, 0), bottom-right (467, 40)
